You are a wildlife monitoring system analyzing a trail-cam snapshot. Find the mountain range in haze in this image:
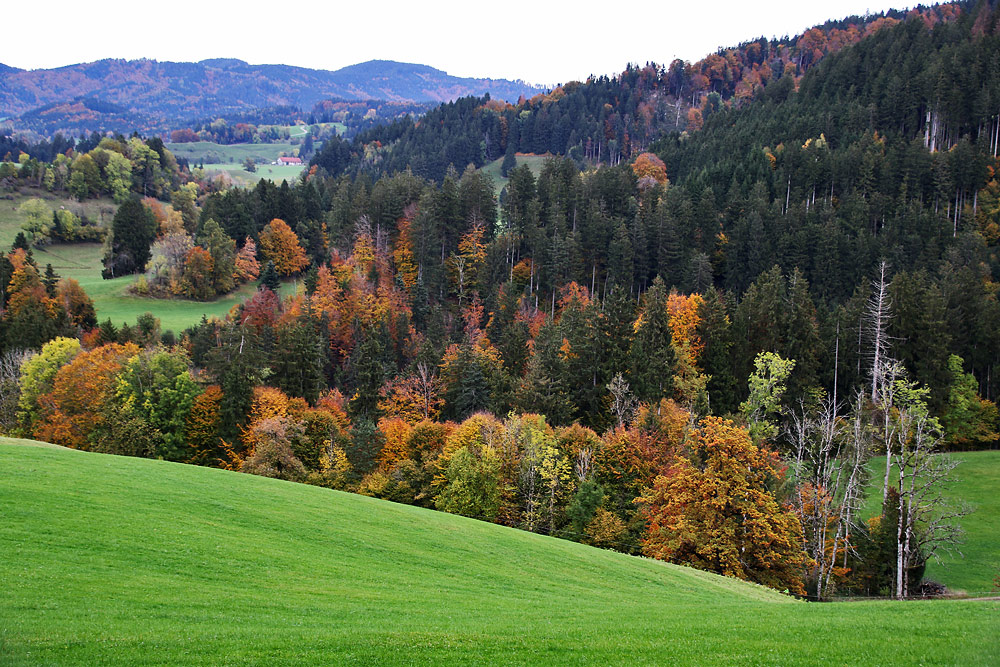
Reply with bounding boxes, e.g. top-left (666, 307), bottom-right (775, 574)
top-left (0, 58), bottom-right (547, 136)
